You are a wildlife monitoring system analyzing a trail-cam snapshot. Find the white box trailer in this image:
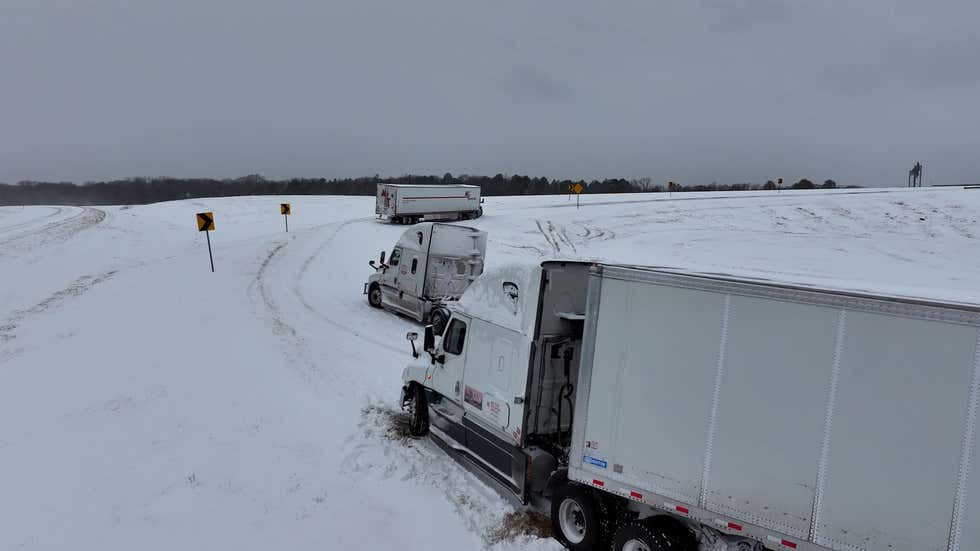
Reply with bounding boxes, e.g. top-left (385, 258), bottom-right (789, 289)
top-left (399, 261), bottom-right (980, 551)
top-left (365, 223), bottom-right (486, 331)
top-left (375, 183), bottom-right (482, 224)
